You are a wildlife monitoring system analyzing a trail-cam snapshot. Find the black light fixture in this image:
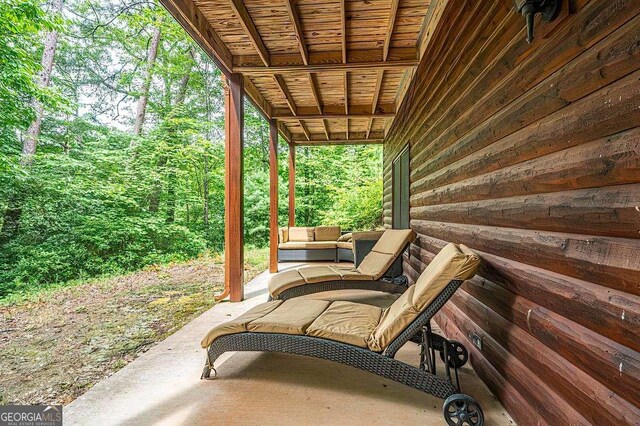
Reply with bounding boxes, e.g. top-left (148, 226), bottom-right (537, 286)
top-left (513, 0), bottom-right (562, 43)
